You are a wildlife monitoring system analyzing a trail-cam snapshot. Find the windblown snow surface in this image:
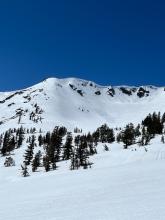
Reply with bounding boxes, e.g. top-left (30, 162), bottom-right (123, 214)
top-left (1, 78), bottom-right (165, 220)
